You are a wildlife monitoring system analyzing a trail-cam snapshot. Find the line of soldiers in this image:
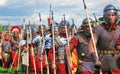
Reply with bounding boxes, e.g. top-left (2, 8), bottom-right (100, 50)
top-left (0, 4), bottom-right (120, 74)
